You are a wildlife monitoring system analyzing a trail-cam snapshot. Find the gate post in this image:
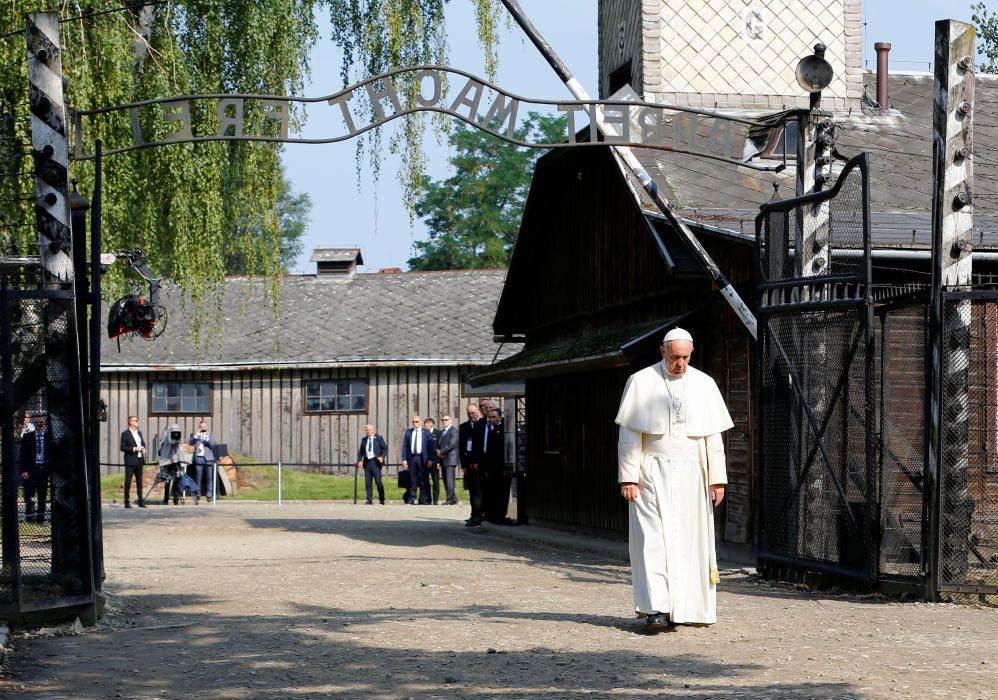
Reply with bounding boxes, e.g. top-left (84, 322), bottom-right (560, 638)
top-left (795, 43), bottom-right (839, 563)
top-left (27, 11), bottom-right (96, 612)
top-left (928, 19), bottom-right (975, 600)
